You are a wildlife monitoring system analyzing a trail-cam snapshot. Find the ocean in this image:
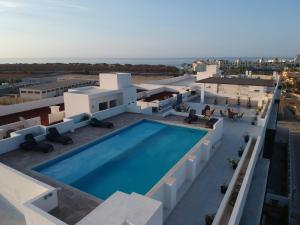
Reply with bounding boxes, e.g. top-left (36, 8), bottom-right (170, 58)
top-left (0, 57), bottom-right (291, 67)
